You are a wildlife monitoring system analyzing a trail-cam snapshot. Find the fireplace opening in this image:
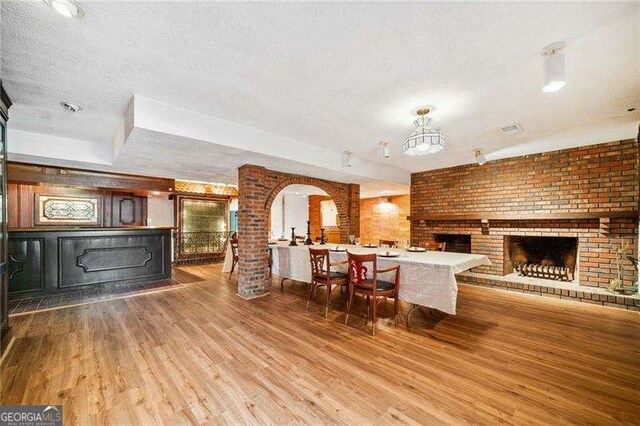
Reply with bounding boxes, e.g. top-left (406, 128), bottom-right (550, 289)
top-left (504, 236), bottom-right (578, 281)
top-left (434, 234), bottom-right (471, 253)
